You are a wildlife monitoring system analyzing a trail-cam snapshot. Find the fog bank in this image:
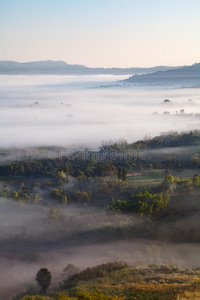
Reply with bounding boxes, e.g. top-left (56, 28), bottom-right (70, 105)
top-left (0, 75), bottom-right (200, 149)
